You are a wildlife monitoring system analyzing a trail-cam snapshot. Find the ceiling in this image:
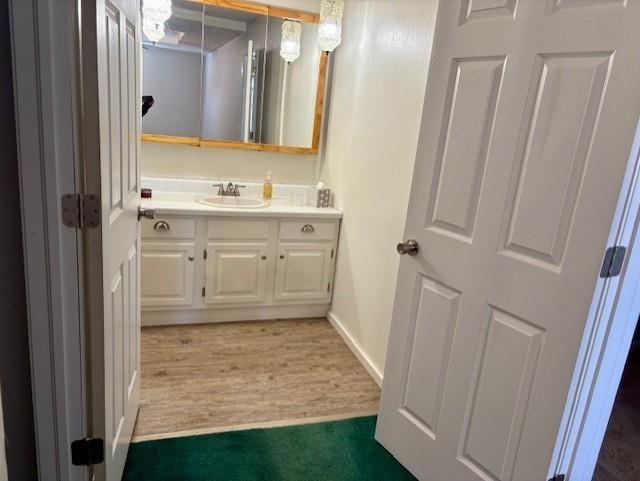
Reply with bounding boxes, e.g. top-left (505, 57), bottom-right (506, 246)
top-left (144, 1), bottom-right (267, 54)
